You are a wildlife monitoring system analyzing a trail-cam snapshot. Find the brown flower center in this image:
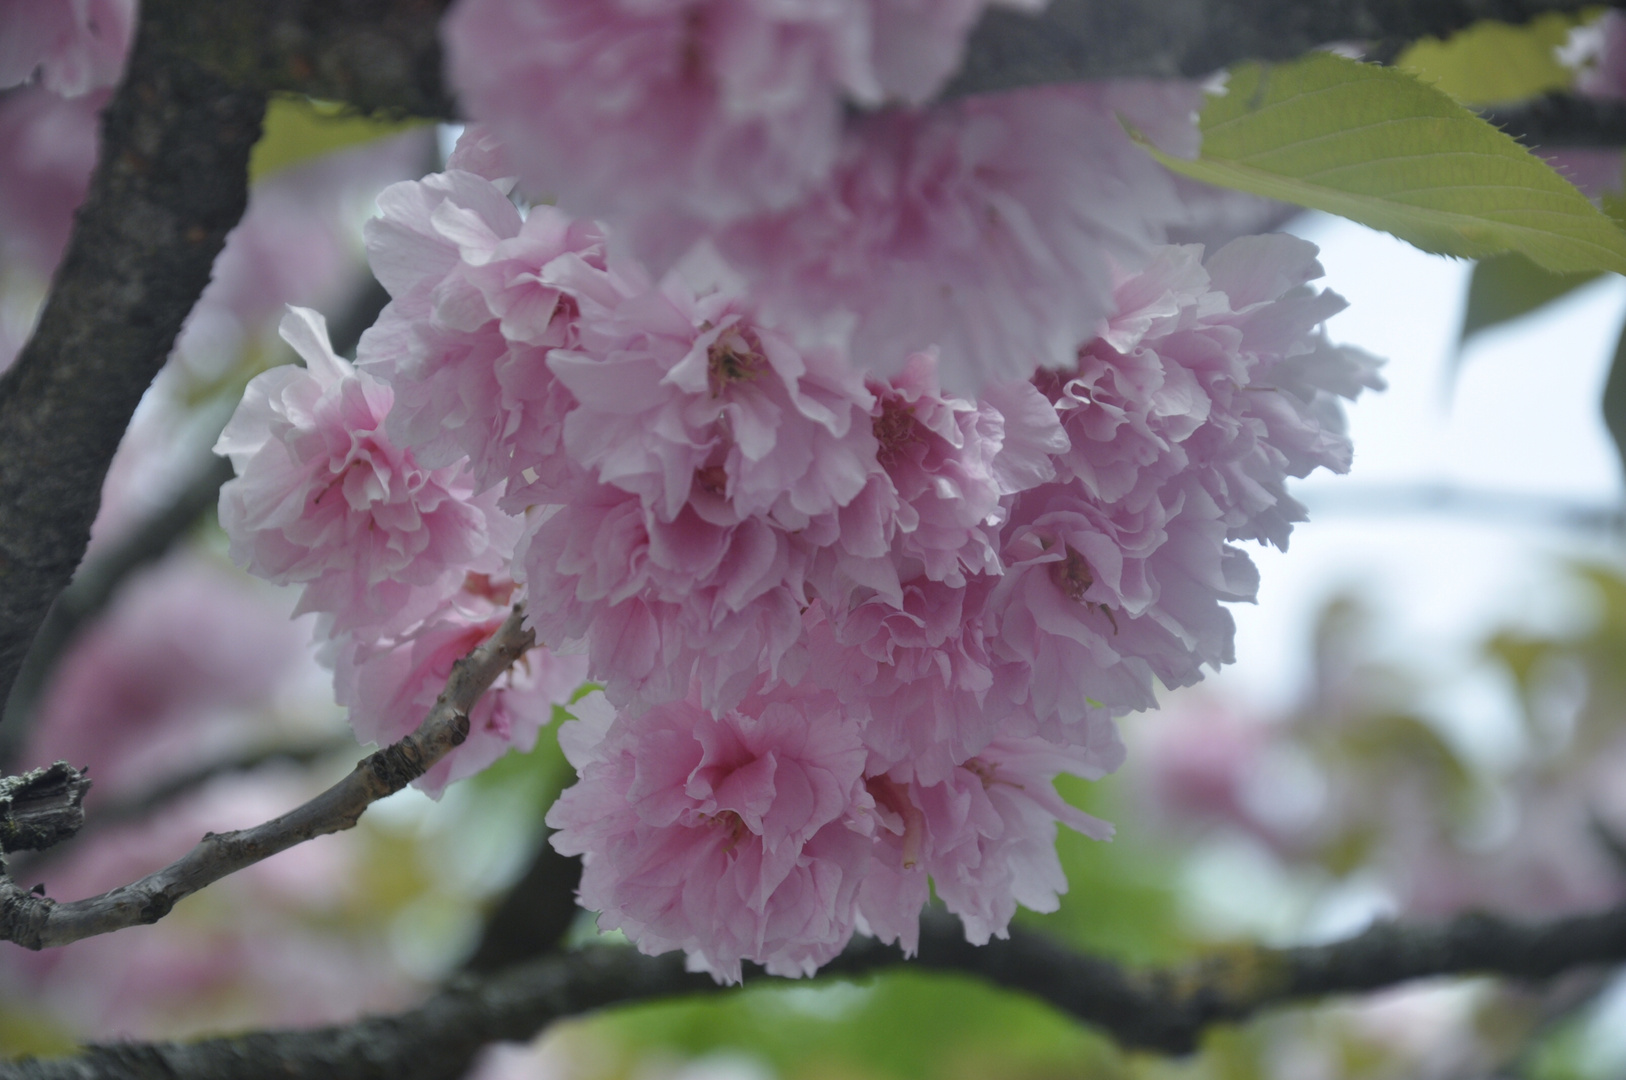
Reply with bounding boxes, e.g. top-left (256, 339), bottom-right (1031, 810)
top-left (707, 326), bottom-right (767, 396)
